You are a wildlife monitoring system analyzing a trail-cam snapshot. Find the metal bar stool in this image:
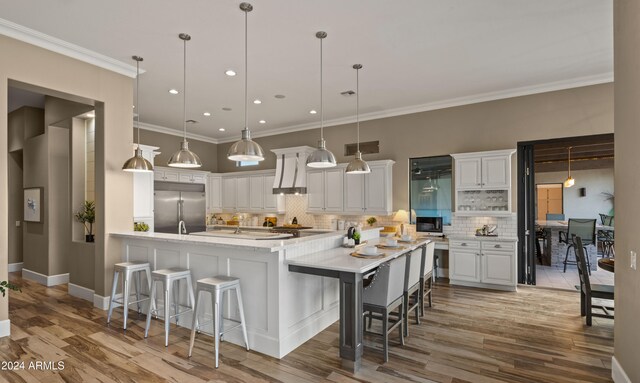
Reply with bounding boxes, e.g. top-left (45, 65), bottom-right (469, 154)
top-left (107, 261), bottom-right (152, 330)
top-left (188, 276), bottom-right (249, 368)
top-left (144, 268), bottom-right (196, 347)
